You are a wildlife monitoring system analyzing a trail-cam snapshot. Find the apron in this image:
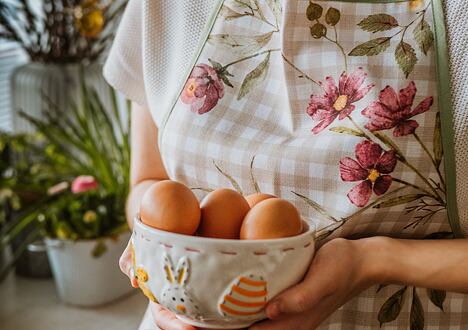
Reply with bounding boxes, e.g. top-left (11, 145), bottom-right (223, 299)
top-left (144, 0), bottom-right (467, 328)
